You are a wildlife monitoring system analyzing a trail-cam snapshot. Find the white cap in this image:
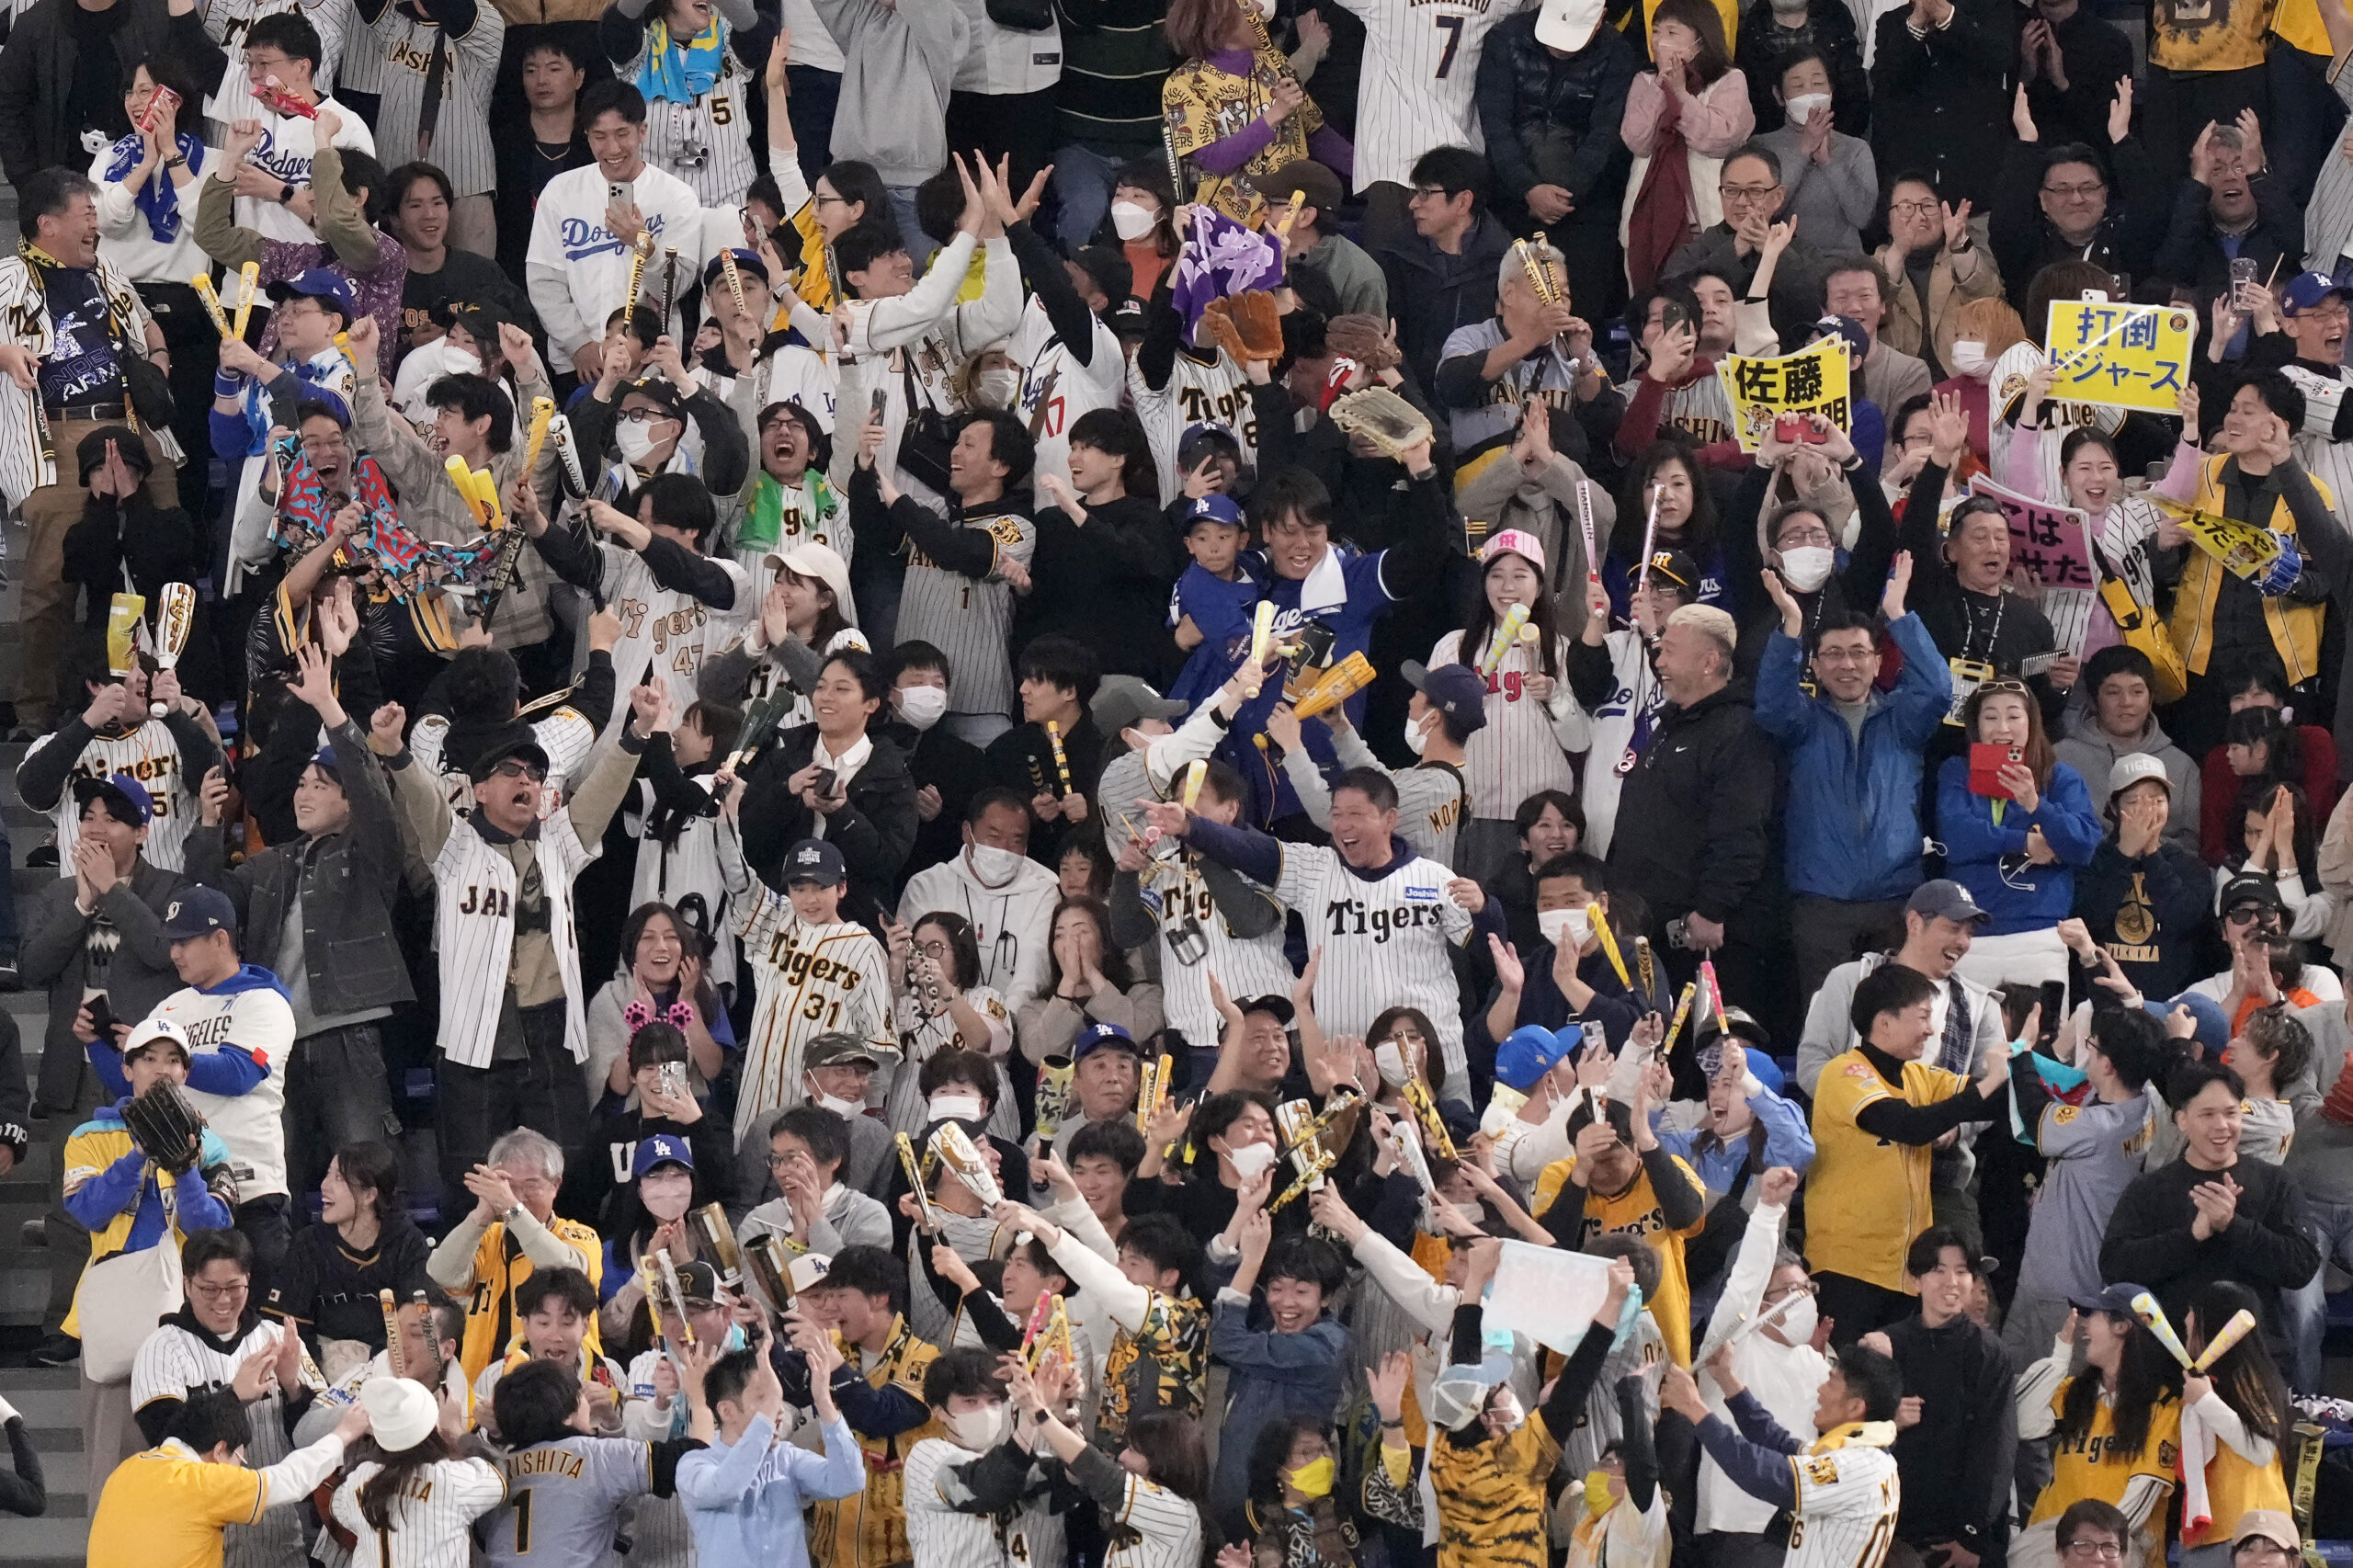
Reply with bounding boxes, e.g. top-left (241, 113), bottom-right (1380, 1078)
top-left (1427, 1350), bottom-right (1514, 1430)
top-left (2108, 752), bottom-right (2172, 801)
top-left (1535, 0), bottom-right (1605, 51)
top-left (122, 1017), bottom-right (192, 1062)
top-left (764, 540), bottom-right (860, 629)
top-left (362, 1373), bottom-right (439, 1452)
top-left (789, 1253), bottom-right (833, 1294)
